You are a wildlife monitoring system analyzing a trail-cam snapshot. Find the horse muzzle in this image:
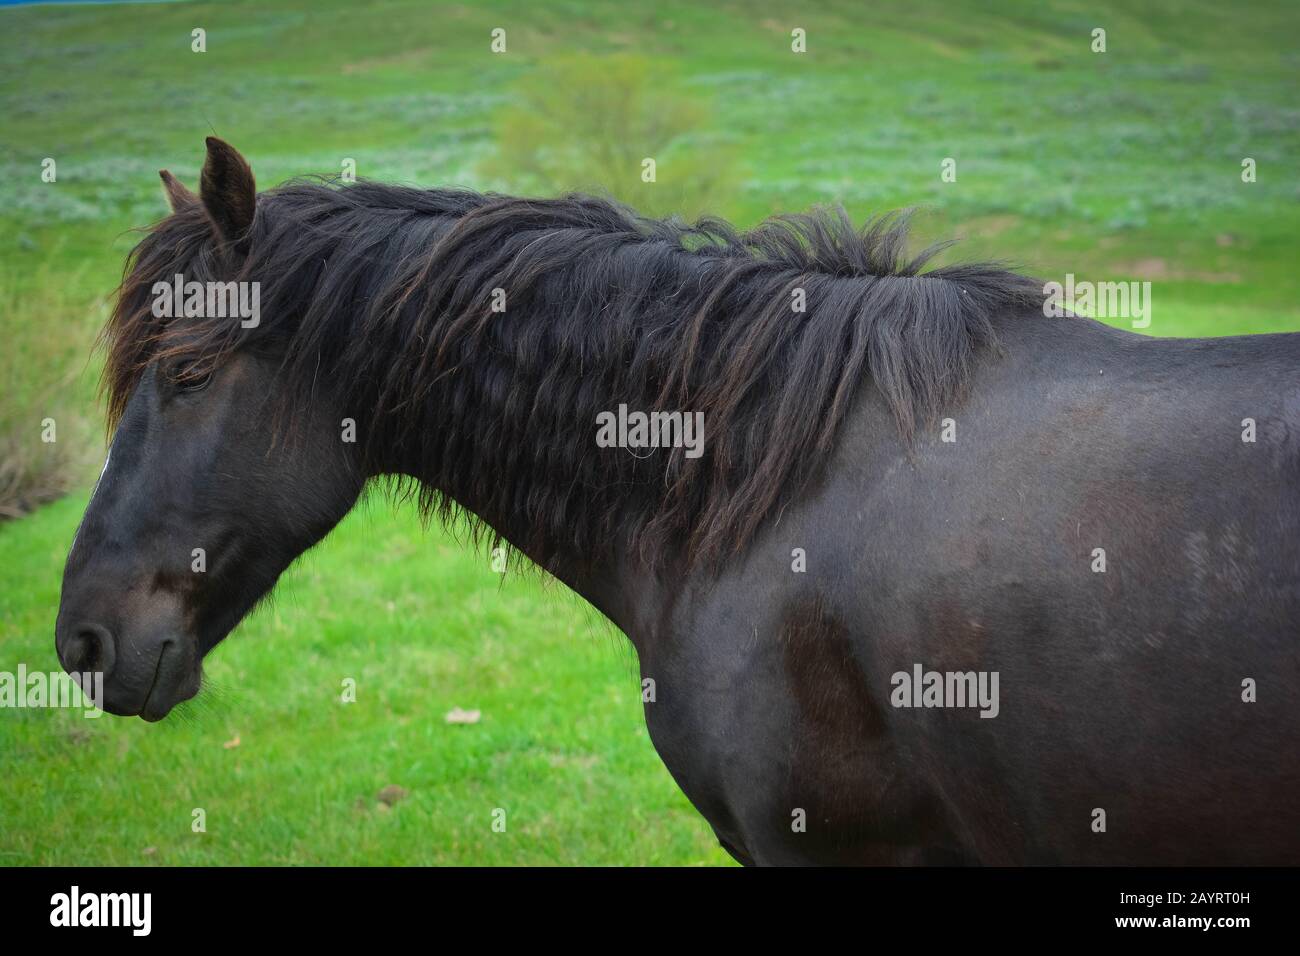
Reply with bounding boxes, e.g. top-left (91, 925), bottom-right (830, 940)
top-left (55, 603), bottom-right (201, 721)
